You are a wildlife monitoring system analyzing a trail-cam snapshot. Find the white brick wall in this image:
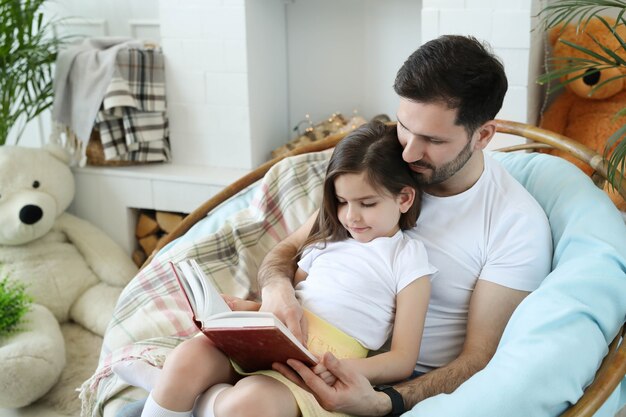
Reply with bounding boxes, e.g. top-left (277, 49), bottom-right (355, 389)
top-left (36, 1), bottom-right (544, 163)
top-left (158, 0), bottom-right (287, 170)
top-left (421, 0), bottom-right (543, 130)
